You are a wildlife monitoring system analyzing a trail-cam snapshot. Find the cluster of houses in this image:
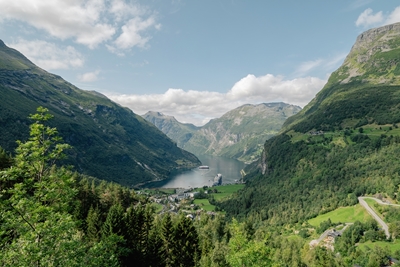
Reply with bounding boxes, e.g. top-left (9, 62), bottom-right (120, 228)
top-left (168, 189), bottom-right (199, 202)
